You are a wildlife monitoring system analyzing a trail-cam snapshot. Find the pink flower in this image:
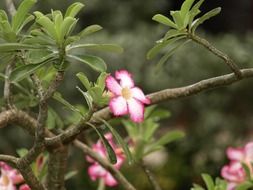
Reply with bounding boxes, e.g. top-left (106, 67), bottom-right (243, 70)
top-left (19, 184), bottom-right (30, 190)
top-left (0, 162), bottom-right (24, 190)
top-left (106, 70), bottom-right (150, 123)
top-left (221, 142), bottom-right (253, 190)
top-left (86, 133), bottom-right (125, 187)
